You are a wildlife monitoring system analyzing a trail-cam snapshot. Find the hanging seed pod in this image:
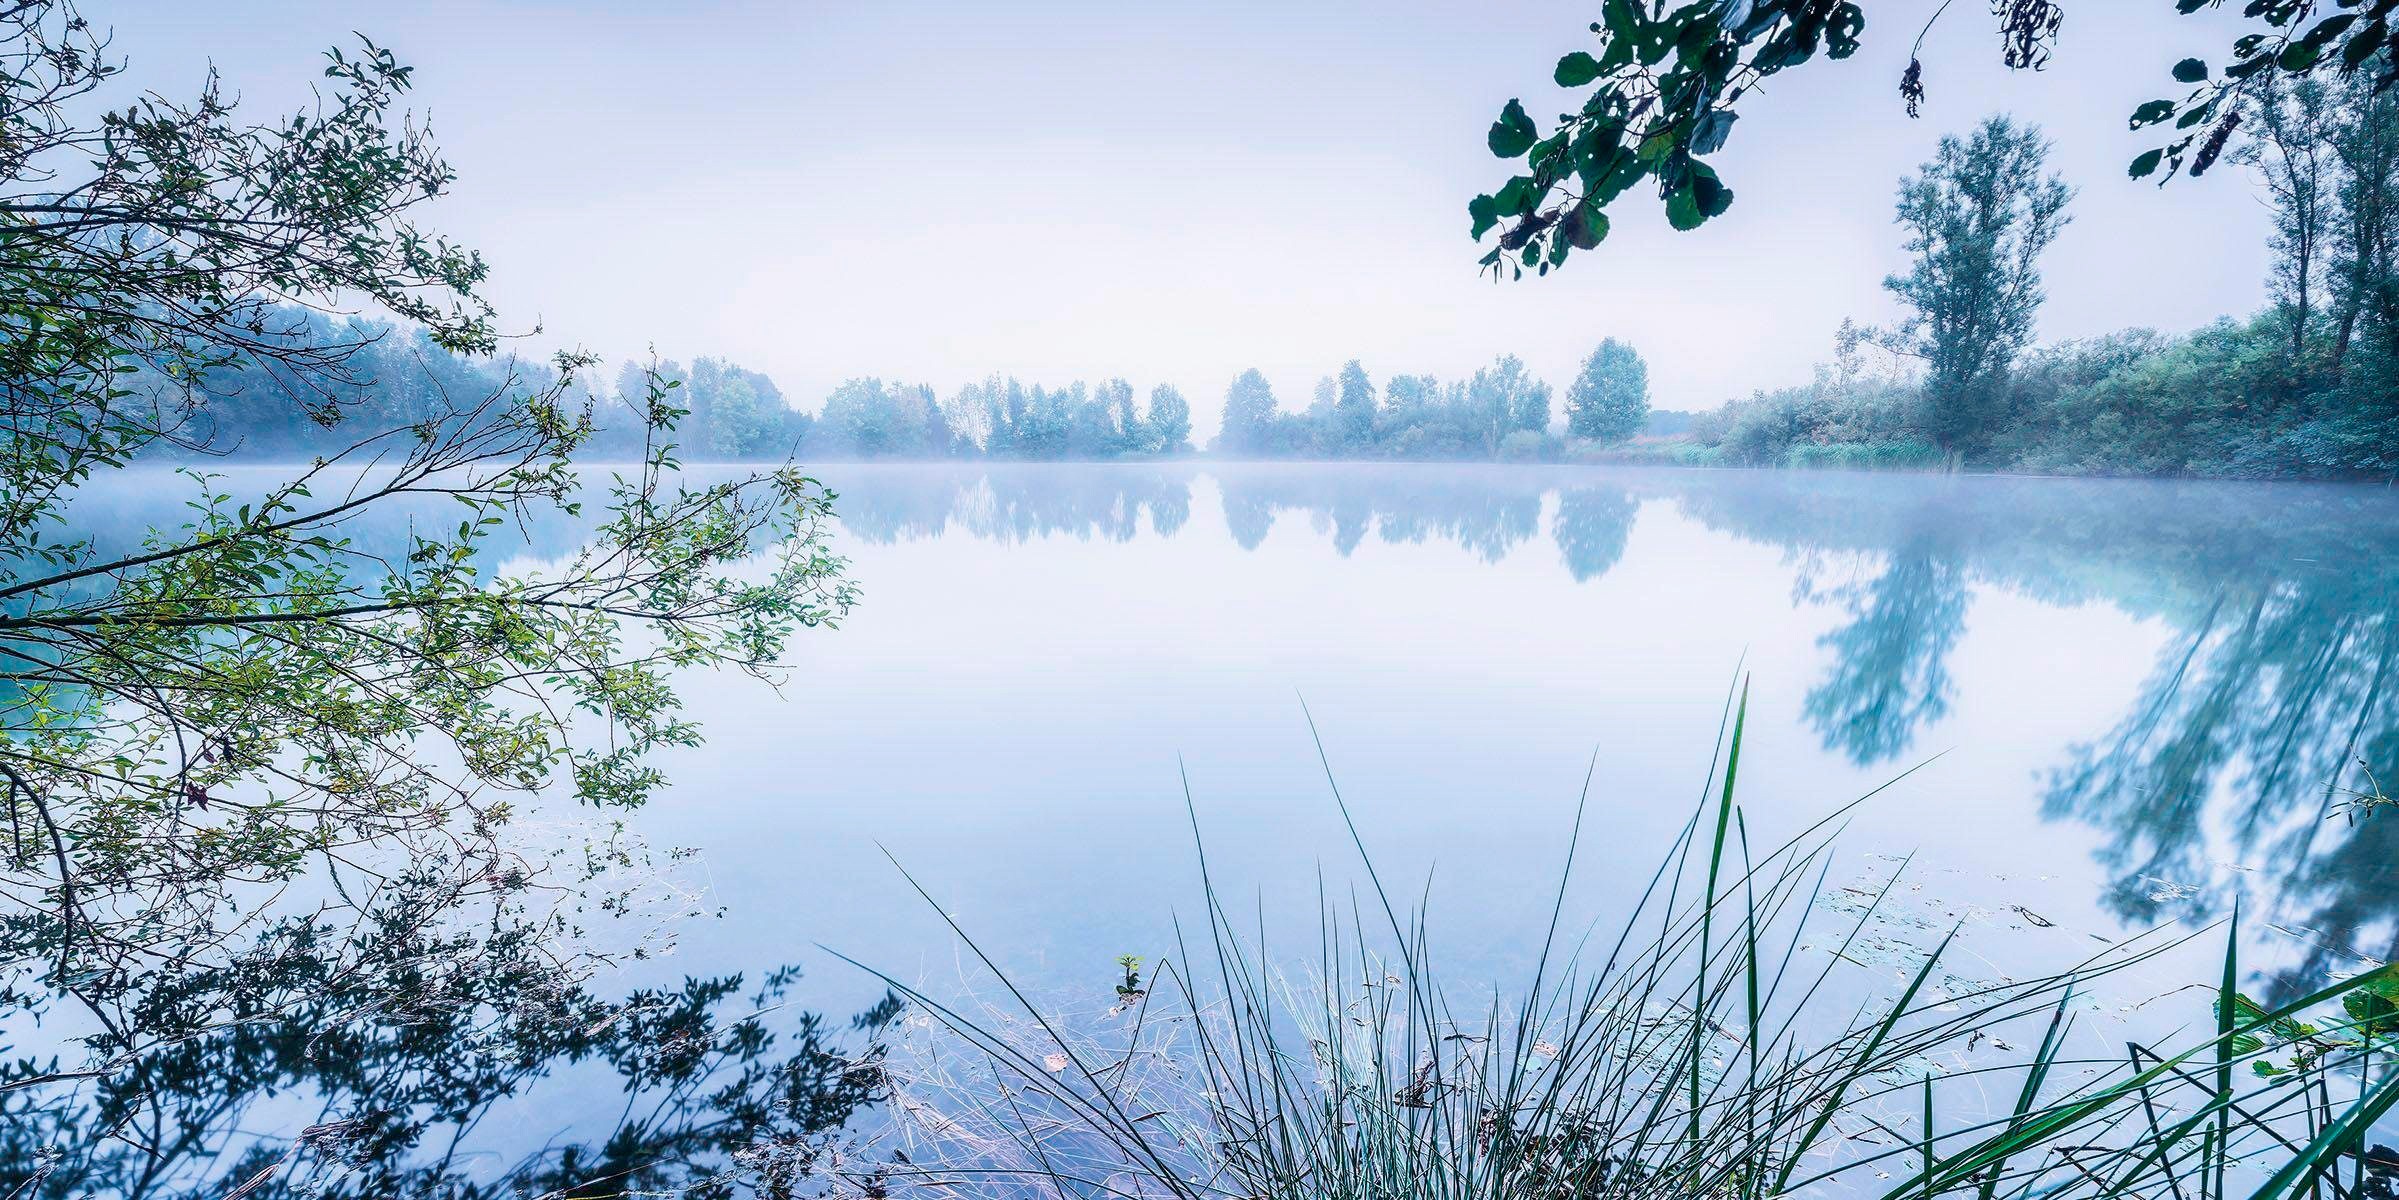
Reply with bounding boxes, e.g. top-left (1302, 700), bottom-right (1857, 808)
top-left (1498, 209), bottom-right (1558, 251)
top-left (1993, 0), bottom-right (2064, 70)
top-left (2190, 109), bottom-right (2240, 177)
top-left (1900, 58), bottom-right (1926, 118)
